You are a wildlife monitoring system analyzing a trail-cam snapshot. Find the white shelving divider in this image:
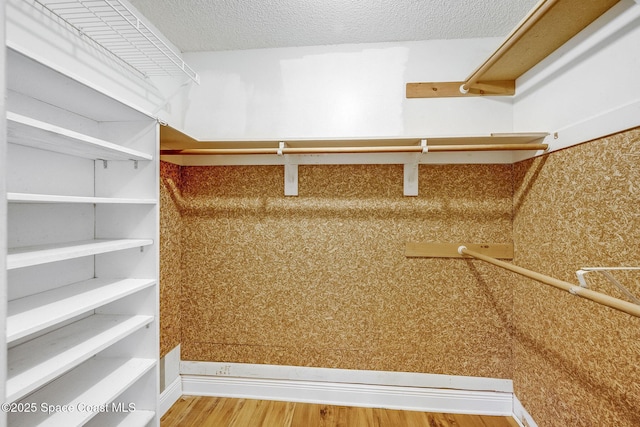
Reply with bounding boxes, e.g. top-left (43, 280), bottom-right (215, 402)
top-left (0, 3), bottom-right (7, 426)
top-left (4, 46), bottom-right (160, 426)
